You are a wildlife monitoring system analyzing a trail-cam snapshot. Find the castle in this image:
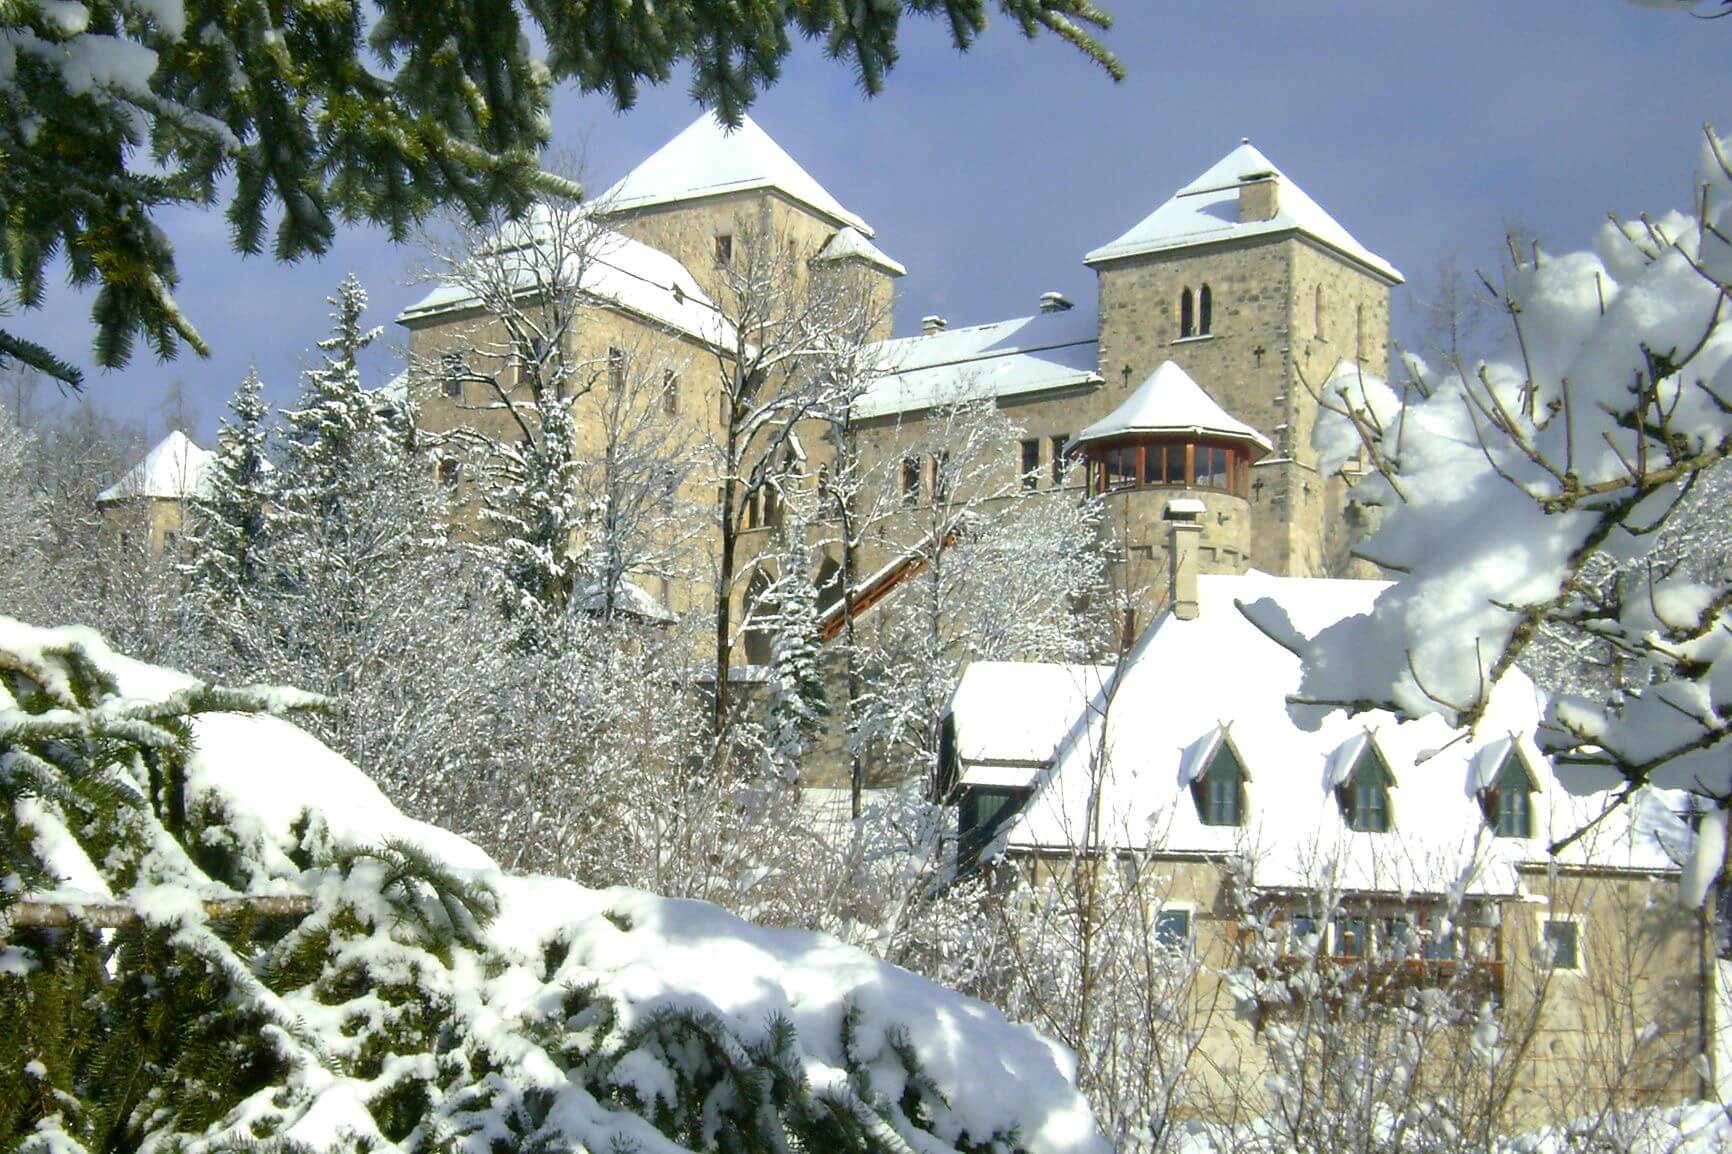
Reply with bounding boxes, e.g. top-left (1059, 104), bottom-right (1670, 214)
top-left (396, 112), bottom-right (1402, 651)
